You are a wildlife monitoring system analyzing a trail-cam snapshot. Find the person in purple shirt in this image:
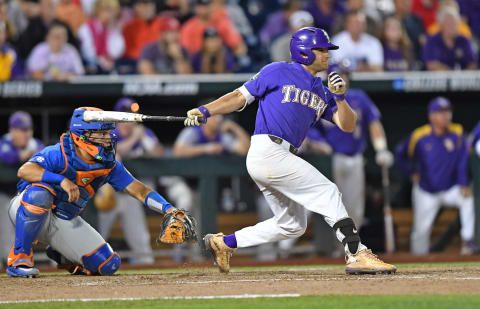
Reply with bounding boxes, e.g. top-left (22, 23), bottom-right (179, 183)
top-left (395, 97), bottom-right (476, 255)
top-left (27, 22), bottom-right (85, 81)
top-left (457, 0), bottom-right (480, 39)
top-left (258, 0), bottom-right (302, 47)
top-left (305, 0), bottom-right (346, 34)
top-left (422, 7), bottom-right (477, 70)
top-left (0, 111), bottom-right (43, 270)
top-left (191, 27), bottom-right (236, 73)
top-left (184, 27), bottom-right (396, 274)
top-left (381, 16), bottom-right (413, 71)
